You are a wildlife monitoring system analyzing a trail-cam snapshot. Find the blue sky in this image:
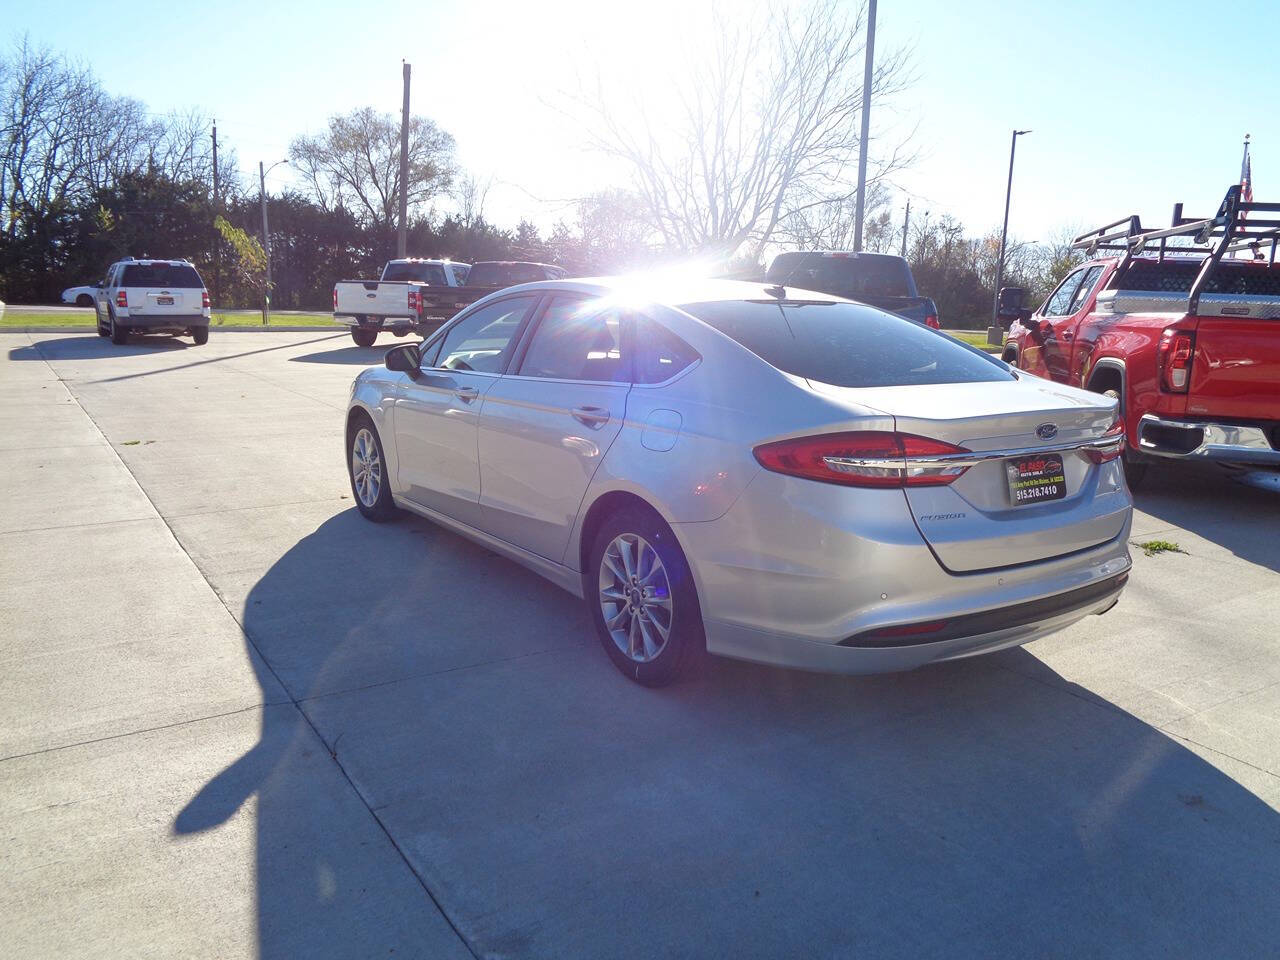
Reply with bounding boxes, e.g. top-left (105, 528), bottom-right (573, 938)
top-left (8, 0), bottom-right (1276, 246)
